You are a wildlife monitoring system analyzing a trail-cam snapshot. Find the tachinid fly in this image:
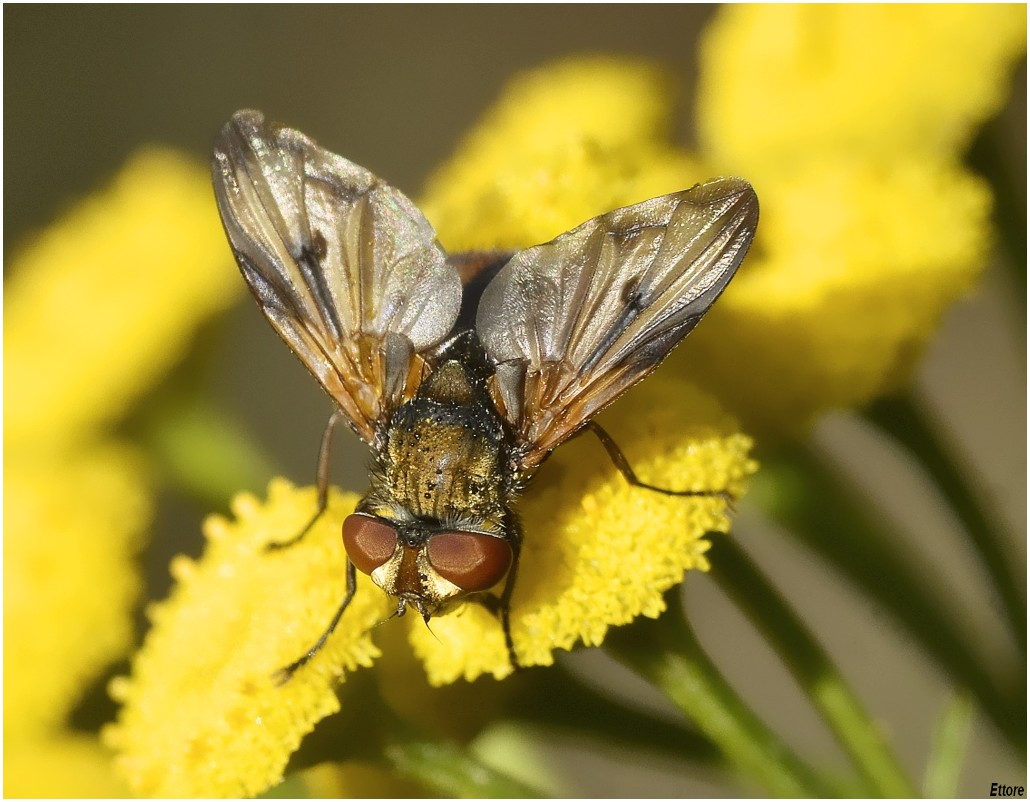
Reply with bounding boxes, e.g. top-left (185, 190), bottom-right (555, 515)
top-left (211, 110), bottom-right (758, 681)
